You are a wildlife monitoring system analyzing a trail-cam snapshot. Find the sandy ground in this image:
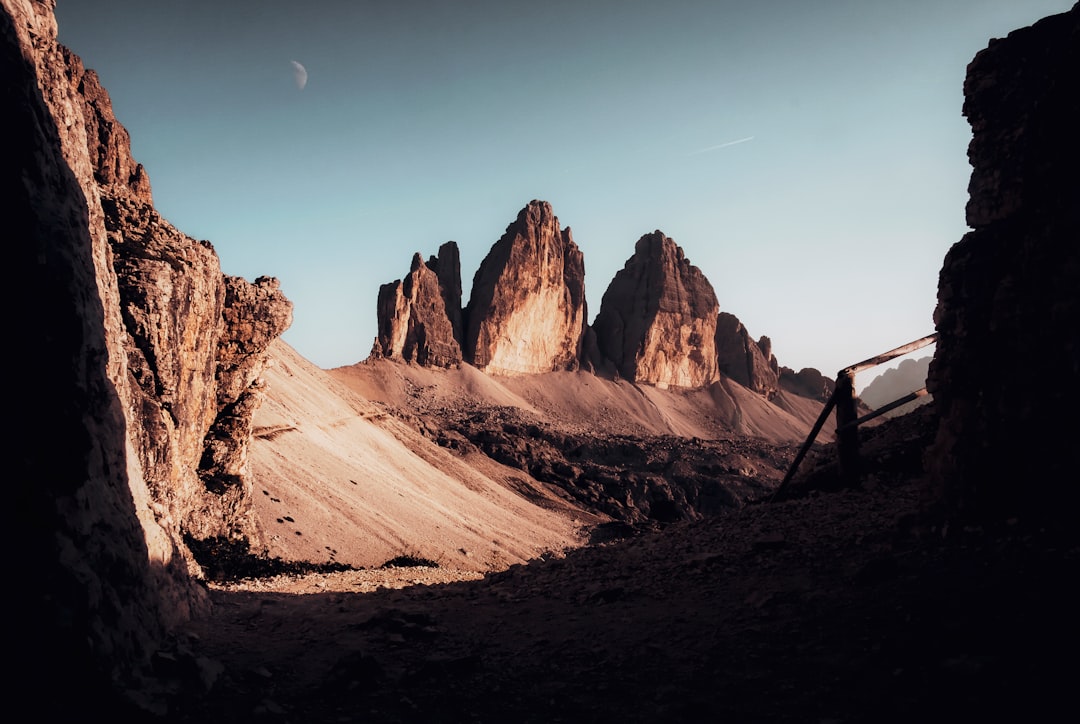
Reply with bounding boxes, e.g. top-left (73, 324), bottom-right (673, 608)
top-left (248, 341), bottom-right (835, 572)
top-left (249, 341), bottom-right (598, 571)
